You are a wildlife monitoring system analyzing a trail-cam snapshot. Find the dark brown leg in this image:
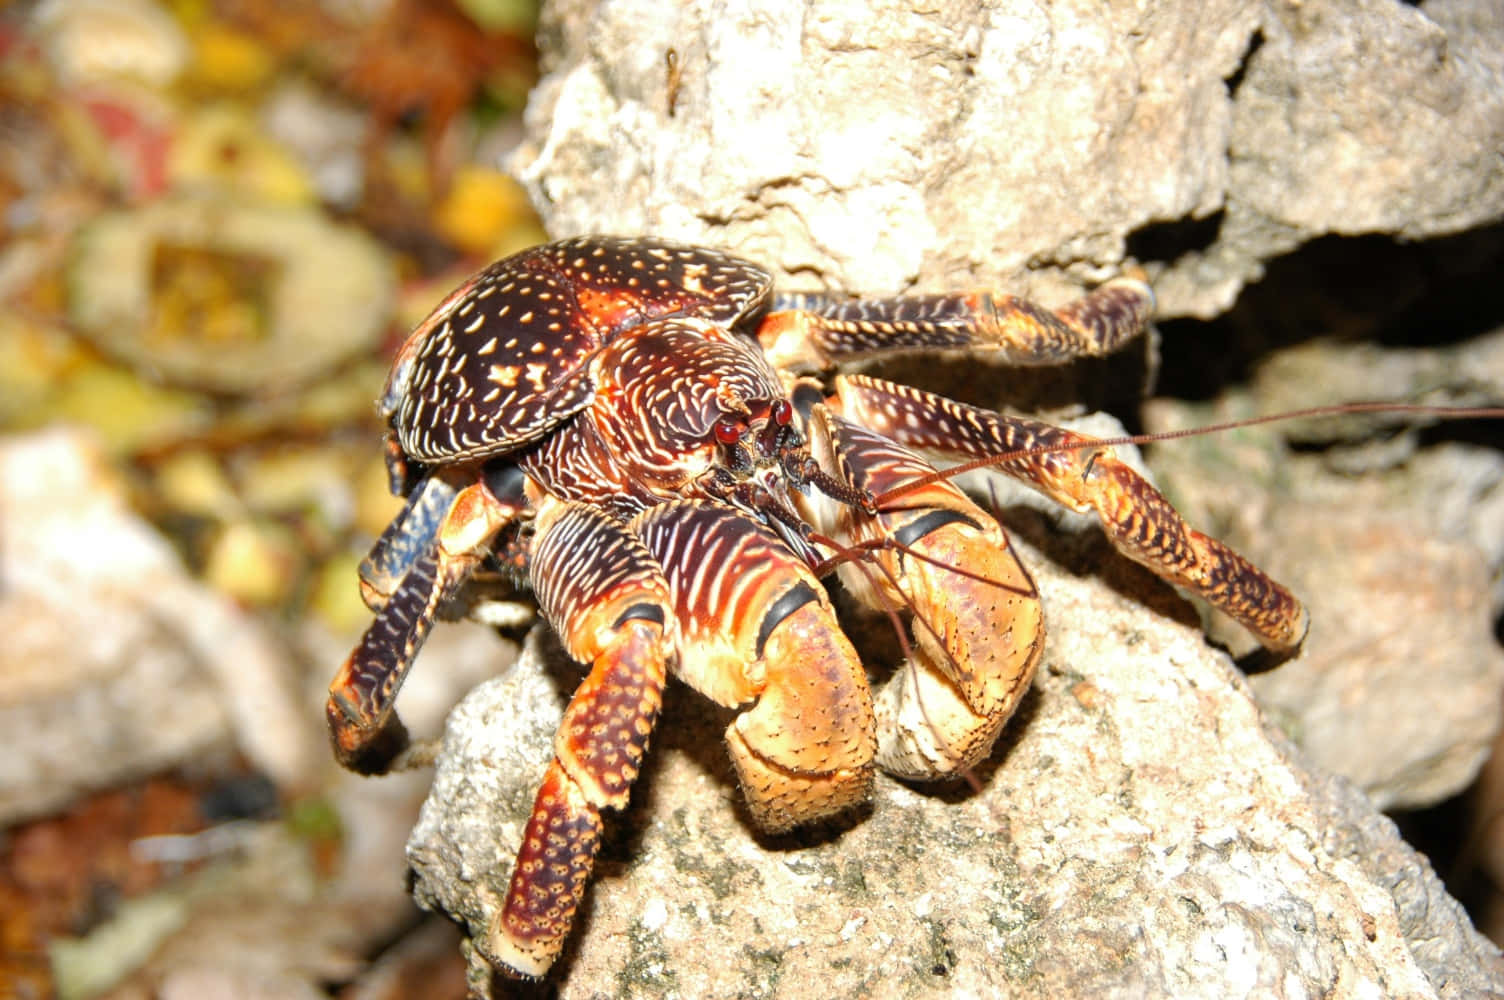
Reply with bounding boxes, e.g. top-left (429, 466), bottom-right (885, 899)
top-left (356, 475), bottom-right (458, 611)
top-left (833, 374), bottom-right (1309, 652)
top-left (757, 272), bottom-right (1153, 372)
top-left (327, 476), bottom-right (518, 774)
